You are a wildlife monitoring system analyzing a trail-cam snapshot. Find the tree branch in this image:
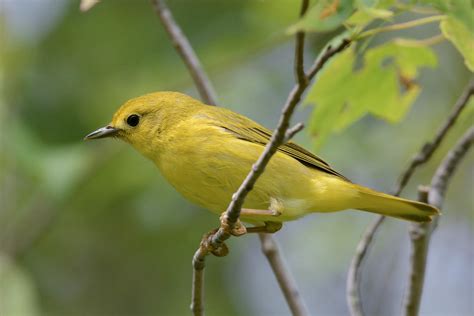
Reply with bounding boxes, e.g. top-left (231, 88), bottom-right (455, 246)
top-left (402, 187), bottom-right (430, 316)
top-left (294, 0), bottom-right (309, 86)
top-left (346, 215), bottom-right (384, 316)
top-left (151, 0), bottom-right (218, 105)
top-left (393, 80), bottom-right (474, 196)
top-left (285, 122), bottom-right (305, 143)
top-left (403, 126), bottom-right (474, 316)
top-left (428, 128), bottom-right (474, 210)
top-left (258, 233), bottom-right (309, 316)
top-left (346, 80), bottom-right (474, 316)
